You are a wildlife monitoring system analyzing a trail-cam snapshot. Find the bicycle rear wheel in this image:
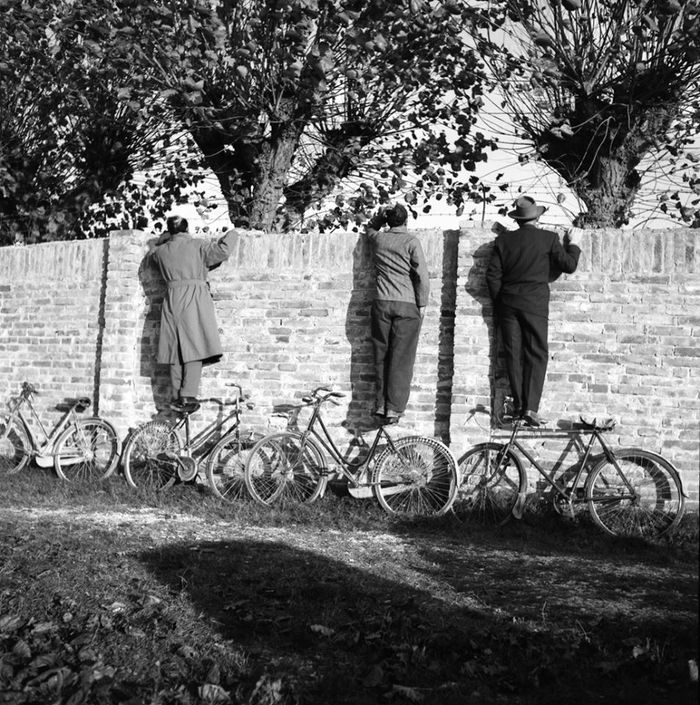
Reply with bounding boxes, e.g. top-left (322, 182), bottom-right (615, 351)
top-left (453, 442), bottom-right (526, 525)
top-left (586, 448), bottom-right (685, 539)
top-left (372, 437), bottom-right (458, 516)
top-left (206, 431), bottom-right (263, 503)
top-left (53, 418), bottom-right (121, 481)
top-left (122, 421), bottom-right (182, 491)
top-left (244, 432), bottom-right (327, 506)
top-left (0, 418), bottom-right (30, 475)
